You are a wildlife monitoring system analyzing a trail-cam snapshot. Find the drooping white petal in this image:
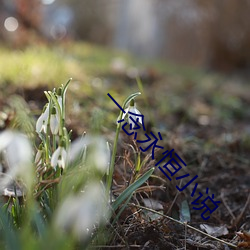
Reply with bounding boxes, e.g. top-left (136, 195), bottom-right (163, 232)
top-left (92, 137), bottom-right (110, 173)
top-left (127, 106), bottom-right (143, 127)
top-left (5, 133), bottom-right (32, 170)
top-left (36, 104), bottom-right (50, 133)
top-left (58, 148), bottom-right (67, 169)
top-left (41, 121), bottom-right (48, 133)
top-left (57, 96), bottom-right (63, 112)
top-left (0, 130), bottom-right (14, 151)
top-left (0, 130), bottom-right (33, 191)
top-left (67, 136), bottom-right (110, 173)
top-left (67, 136), bottom-right (88, 163)
top-left (54, 182), bottom-right (109, 240)
top-left (51, 146), bottom-right (61, 168)
top-left (51, 146), bottom-right (67, 169)
top-left (36, 113), bottom-right (45, 133)
top-left (50, 114), bottom-right (59, 135)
